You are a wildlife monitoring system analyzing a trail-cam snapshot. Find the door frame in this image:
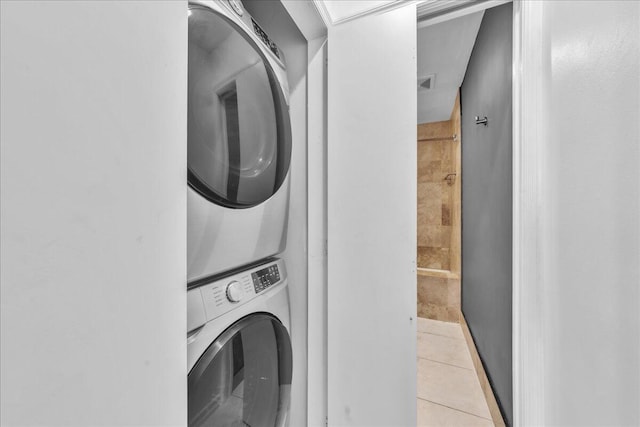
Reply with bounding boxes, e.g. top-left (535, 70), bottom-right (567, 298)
top-left (308, 0), bottom-right (547, 424)
top-left (511, 1), bottom-right (546, 424)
